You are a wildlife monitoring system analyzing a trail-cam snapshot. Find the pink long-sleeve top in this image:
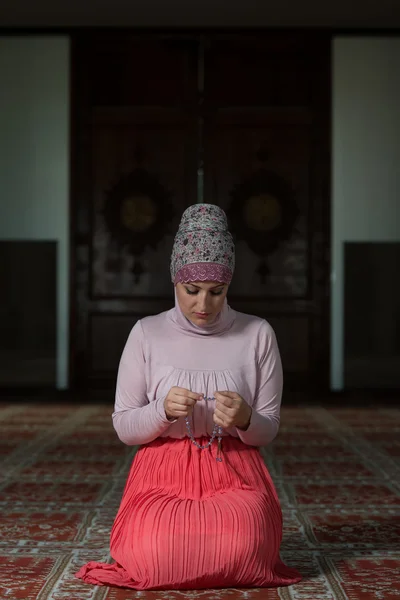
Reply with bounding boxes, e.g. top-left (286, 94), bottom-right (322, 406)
top-left (112, 299), bottom-right (283, 448)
